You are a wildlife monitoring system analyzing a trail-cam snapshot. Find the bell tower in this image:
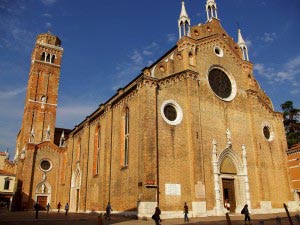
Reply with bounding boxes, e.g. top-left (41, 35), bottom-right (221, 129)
top-left (16, 32), bottom-right (63, 155)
